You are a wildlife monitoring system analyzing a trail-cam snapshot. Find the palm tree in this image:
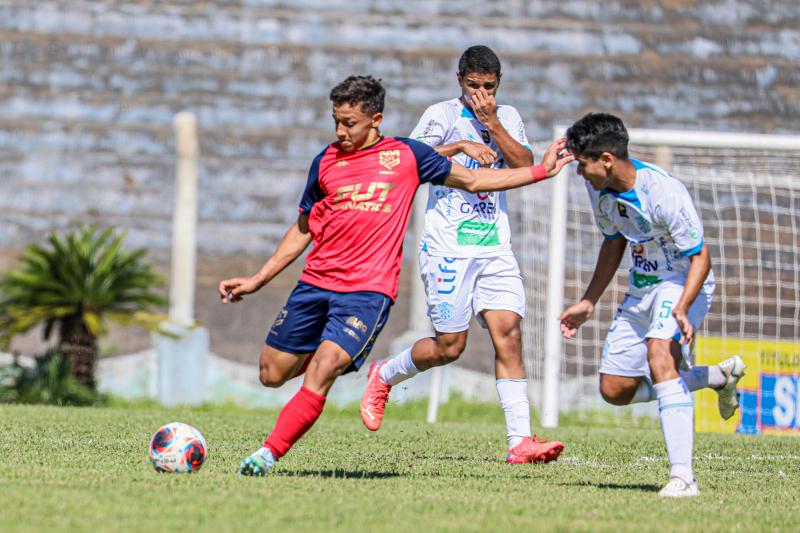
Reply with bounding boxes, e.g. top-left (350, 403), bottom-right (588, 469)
top-left (0, 226), bottom-right (169, 389)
